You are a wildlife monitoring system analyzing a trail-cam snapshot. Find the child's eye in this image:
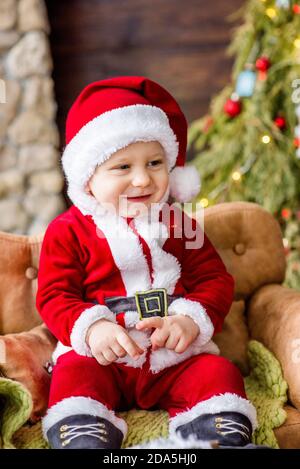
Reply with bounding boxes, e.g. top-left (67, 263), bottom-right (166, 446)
top-left (112, 164), bottom-right (130, 170)
top-left (148, 159), bottom-right (162, 167)
top-left (112, 160), bottom-right (162, 171)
